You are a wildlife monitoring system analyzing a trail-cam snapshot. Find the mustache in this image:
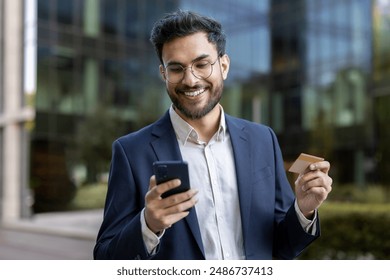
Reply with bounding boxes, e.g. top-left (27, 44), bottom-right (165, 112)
top-left (175, 85), bottom-right (205, 92)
